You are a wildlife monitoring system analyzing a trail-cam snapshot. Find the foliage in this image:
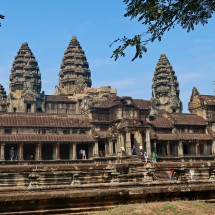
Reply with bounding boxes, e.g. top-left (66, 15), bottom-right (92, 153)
top-left (0, 14), bottom-right (4, 27)
top-left (111, 0), bottom-right (215, 61)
